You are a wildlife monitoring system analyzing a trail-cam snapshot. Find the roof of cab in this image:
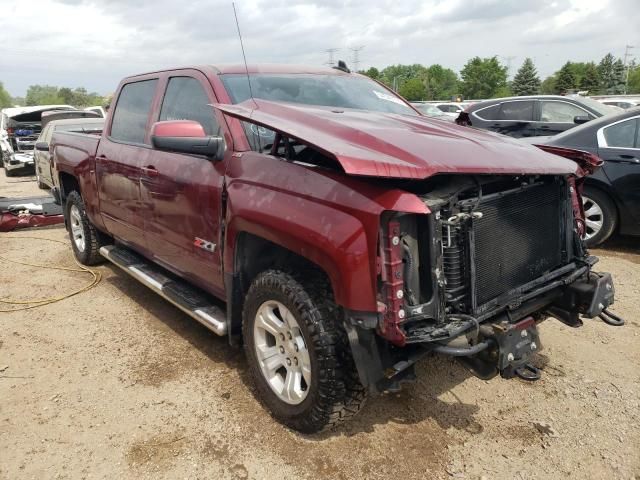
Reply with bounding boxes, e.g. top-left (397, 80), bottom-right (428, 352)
top-left (124, 64), bottom-right (351, 80)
